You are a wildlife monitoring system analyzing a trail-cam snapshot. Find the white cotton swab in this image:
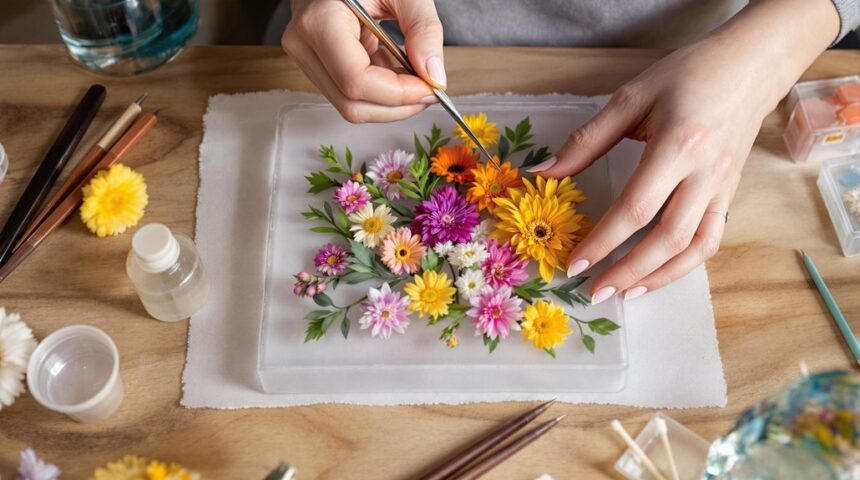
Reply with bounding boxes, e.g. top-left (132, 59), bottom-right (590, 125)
top-left (656, 418), bottom-right (680, 480)
top-left (611, 419), bottom-right (669, 480)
